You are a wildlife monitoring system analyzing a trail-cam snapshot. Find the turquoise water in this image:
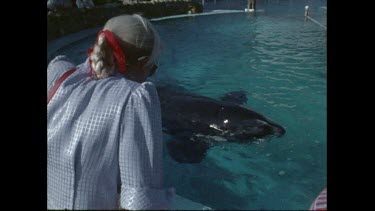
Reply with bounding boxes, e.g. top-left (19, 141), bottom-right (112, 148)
top-left (49, 2), bottom-right (326, 209)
